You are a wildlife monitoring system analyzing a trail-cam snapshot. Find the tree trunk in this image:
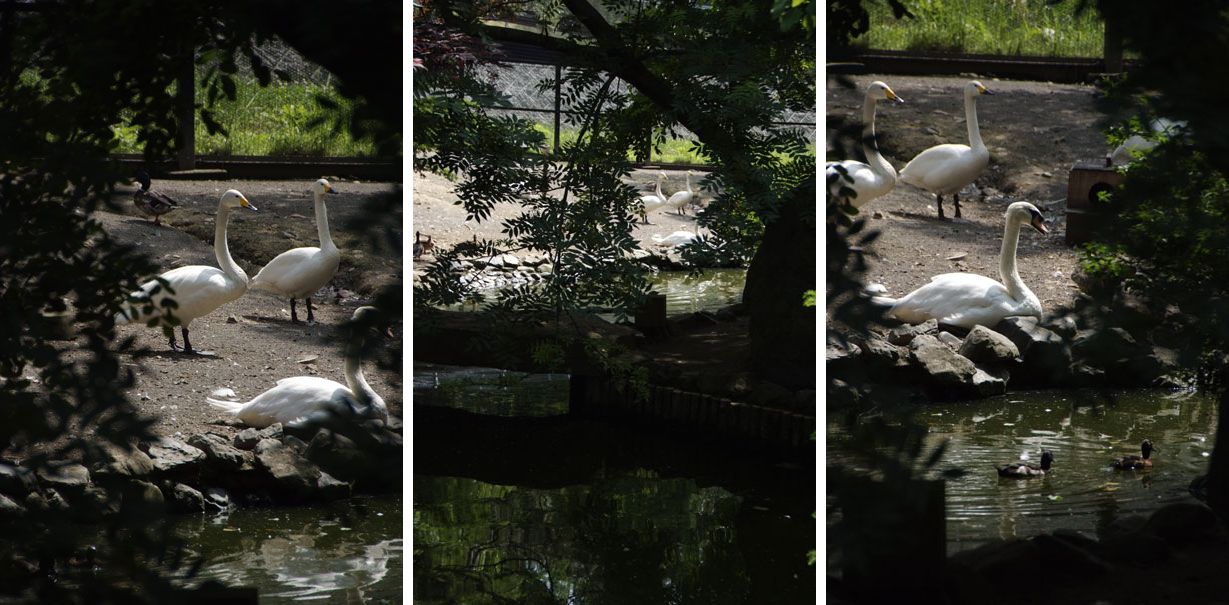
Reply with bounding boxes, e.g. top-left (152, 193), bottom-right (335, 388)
top-left (742, 176), bottom-right (816, 389)
top-left (1206, 387), bottom-right (1229, 518)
